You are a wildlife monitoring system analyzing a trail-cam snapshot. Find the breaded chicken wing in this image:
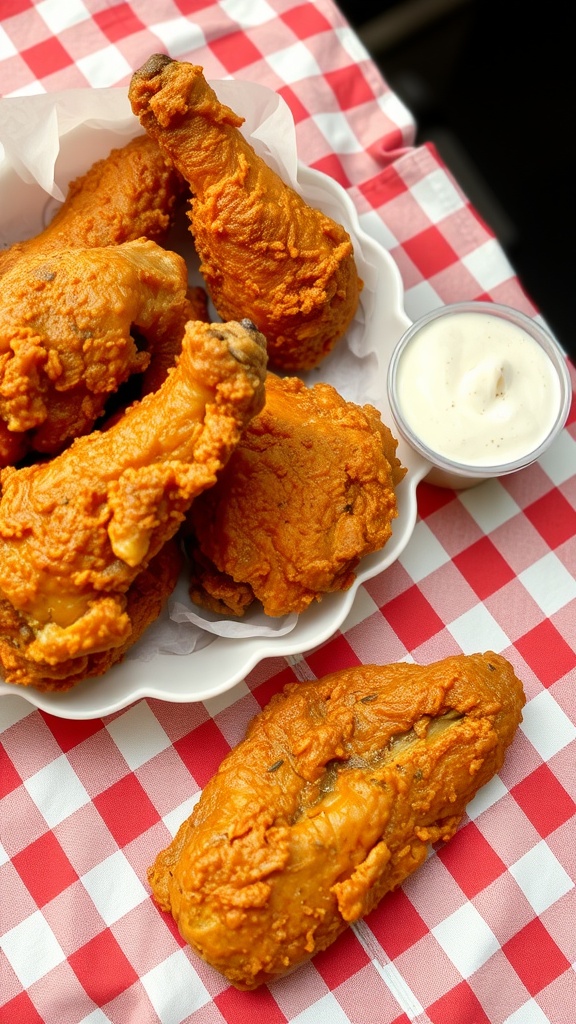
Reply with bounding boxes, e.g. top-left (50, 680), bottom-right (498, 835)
top-left (187, 373), bottom-right (406, 617)
top-left (148, 652), bottom-right (525, 989)
top-left (0, 133), bottom-right (185, 279)
top-left (0, 318), bottom-right (267, 691)
top-left (0, 238), bottom-right (193, 465)
top-left (129, 55), bottom-right (362, 371)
